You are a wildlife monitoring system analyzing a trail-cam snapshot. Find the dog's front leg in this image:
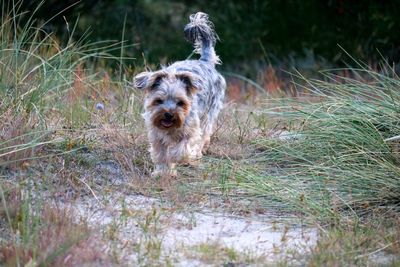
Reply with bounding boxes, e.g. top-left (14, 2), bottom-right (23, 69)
top-left (149, 141), bottom-right (177, 178)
